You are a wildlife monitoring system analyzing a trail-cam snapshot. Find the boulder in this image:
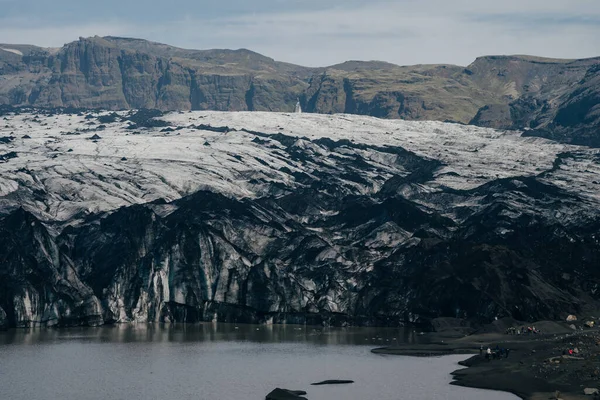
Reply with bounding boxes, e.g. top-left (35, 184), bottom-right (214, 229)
top-left (584, 388), bottom-right (599, 395)
top-left (567, 315), bottom-right (578, 322)
top-left (266, 388), bottom-right (308, 400)
top-left (585, 321), bottom-right (595, 328)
